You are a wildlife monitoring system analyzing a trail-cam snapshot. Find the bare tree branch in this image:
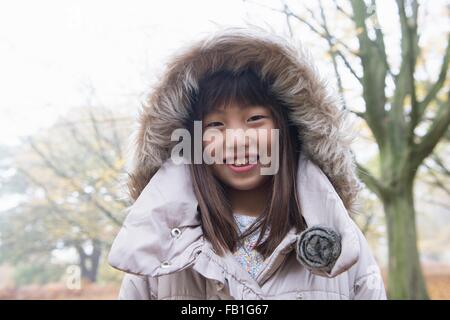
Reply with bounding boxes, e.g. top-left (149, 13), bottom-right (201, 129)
top-left (411, 89), bottom-right (450, 170)
top-left (26, 137), bottom-right (123, 226)
top-left (416, 33), bottom-right (450, 122)
top-left (356, 161), bottom-right (385, 199)
top-left (423, 162), bottom-right (450, 198)
top-left (350, 0), bottom-right (388, 148)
